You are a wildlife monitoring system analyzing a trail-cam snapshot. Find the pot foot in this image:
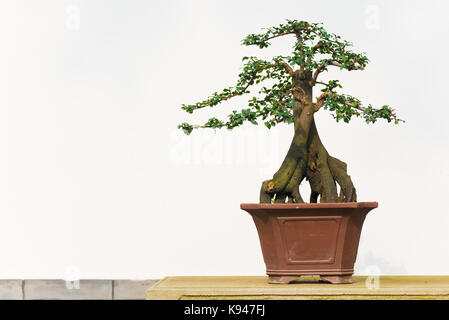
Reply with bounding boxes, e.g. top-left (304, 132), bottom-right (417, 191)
top-left (320, 275), bottom-right (353, 284)
top-left (268, 275), bottom-right (299, 284)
